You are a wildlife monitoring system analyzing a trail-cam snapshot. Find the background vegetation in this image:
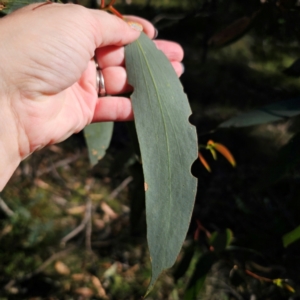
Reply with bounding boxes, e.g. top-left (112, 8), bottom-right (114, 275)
top-left (2, 0), bottom-right (300, 299)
